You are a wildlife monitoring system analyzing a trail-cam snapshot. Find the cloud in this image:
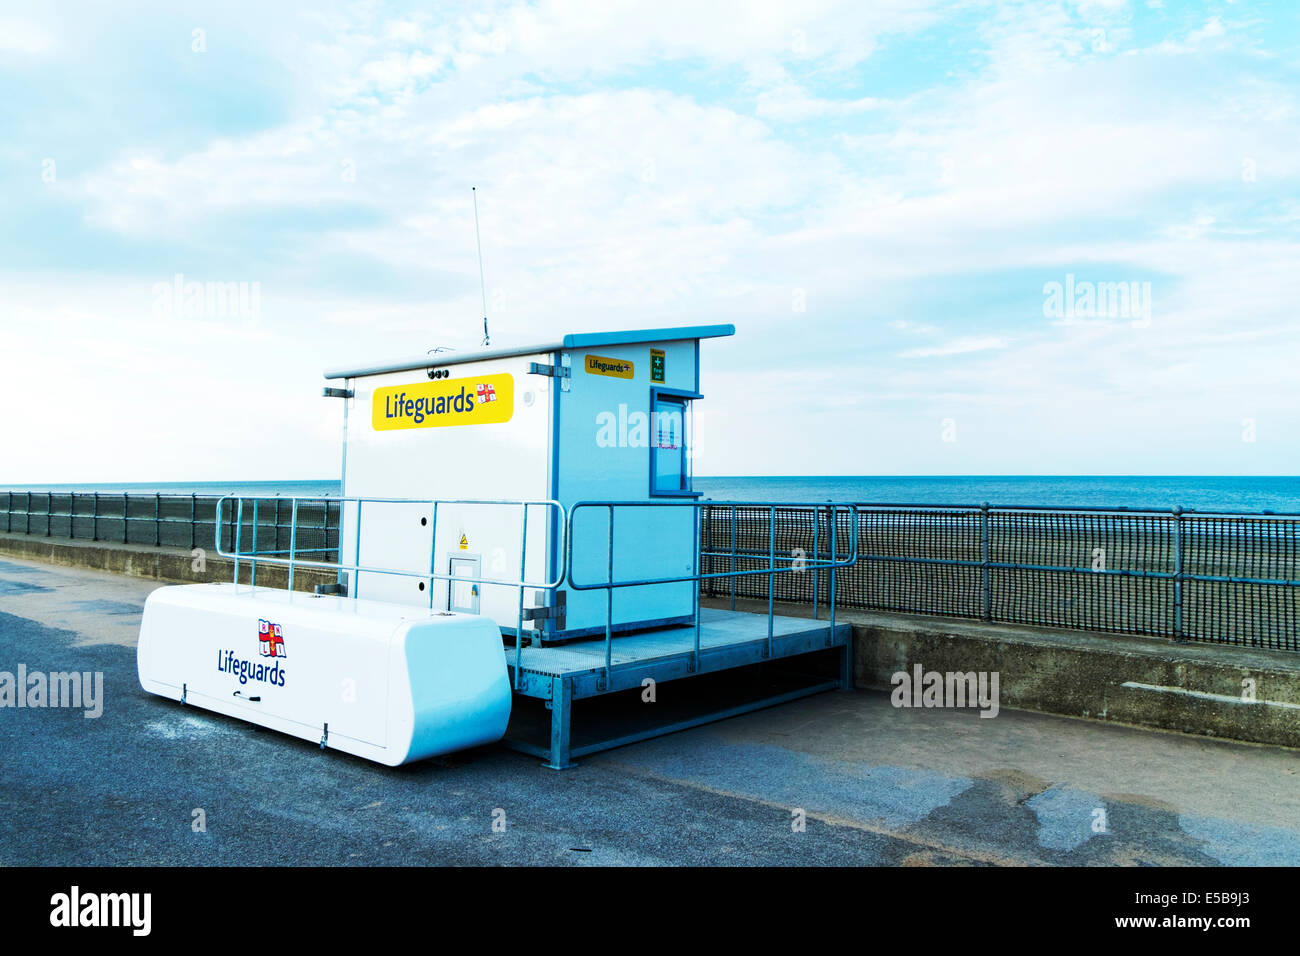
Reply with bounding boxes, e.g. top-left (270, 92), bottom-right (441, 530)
top-left (900, 336), bottom-right (1011, 358)
top-left (0, 17), bottom-right (55, 55)
top-left (4, 0), bottom-right (1300, 480)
